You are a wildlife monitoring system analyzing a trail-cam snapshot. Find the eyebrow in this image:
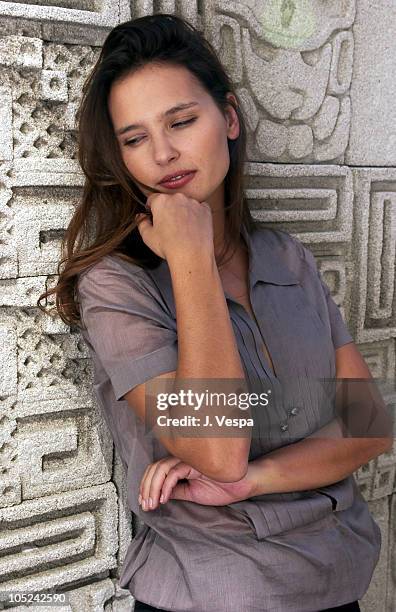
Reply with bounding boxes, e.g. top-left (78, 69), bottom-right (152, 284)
top-left (115, 101), bottom-right (200, 136)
